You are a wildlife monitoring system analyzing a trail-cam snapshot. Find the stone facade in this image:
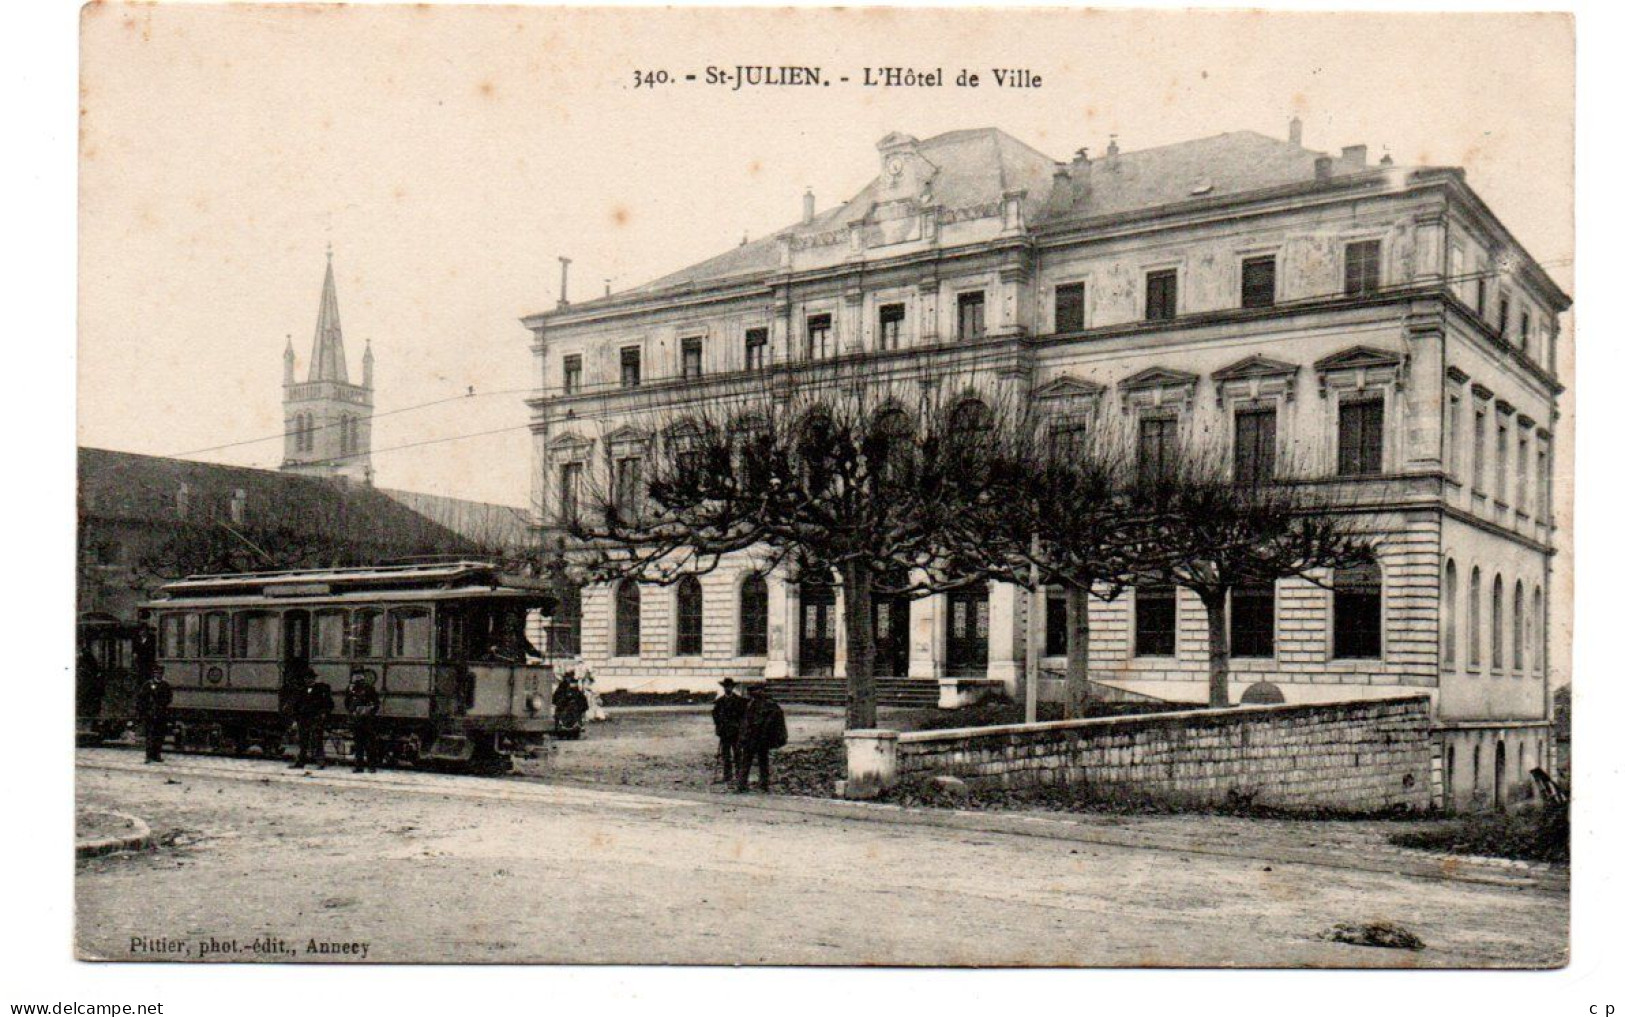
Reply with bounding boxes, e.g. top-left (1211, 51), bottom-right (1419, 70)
top-left (847, 695), bottom-right (1435, 813)
top-left (523, 124), bottom-right (1568, 808)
